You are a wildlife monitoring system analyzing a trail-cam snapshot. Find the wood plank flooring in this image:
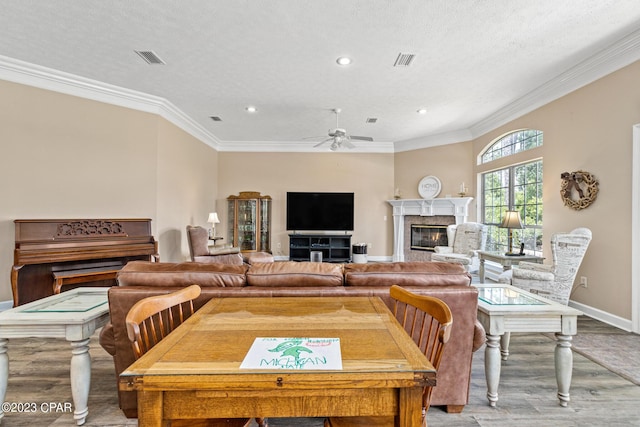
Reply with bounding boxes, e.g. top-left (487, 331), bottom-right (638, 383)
top-left (2, 317), bottom-right (639, 426)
